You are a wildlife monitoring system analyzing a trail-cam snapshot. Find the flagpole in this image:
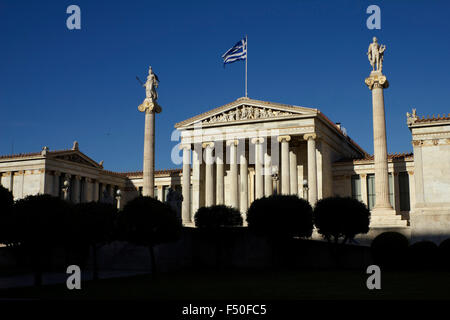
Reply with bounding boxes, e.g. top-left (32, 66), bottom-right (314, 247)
top-left (245, 35), bottom-right (248, 98)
